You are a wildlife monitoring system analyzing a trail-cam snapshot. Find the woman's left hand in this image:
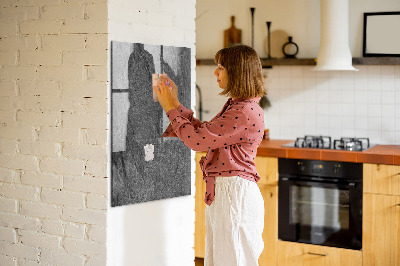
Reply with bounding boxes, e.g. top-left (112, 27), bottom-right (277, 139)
top-left (153, 77), bottom-right (175, 113)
